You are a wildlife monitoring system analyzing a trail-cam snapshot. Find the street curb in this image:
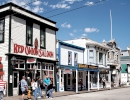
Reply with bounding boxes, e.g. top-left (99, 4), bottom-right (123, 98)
top-left (54, 86), bottom-right (130, 97)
